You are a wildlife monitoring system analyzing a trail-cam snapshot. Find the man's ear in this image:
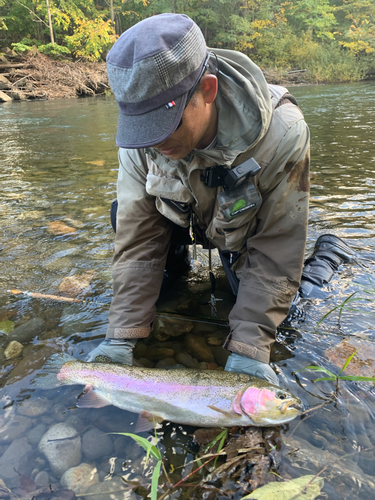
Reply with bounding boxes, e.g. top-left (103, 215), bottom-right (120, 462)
top-left (200, 75), bottom-right (218, 104)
